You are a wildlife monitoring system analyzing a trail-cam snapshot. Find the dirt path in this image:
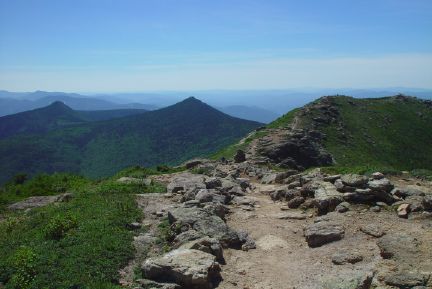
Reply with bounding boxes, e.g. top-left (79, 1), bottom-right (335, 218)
top-left (217, 181), bottom-right (432, 289)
